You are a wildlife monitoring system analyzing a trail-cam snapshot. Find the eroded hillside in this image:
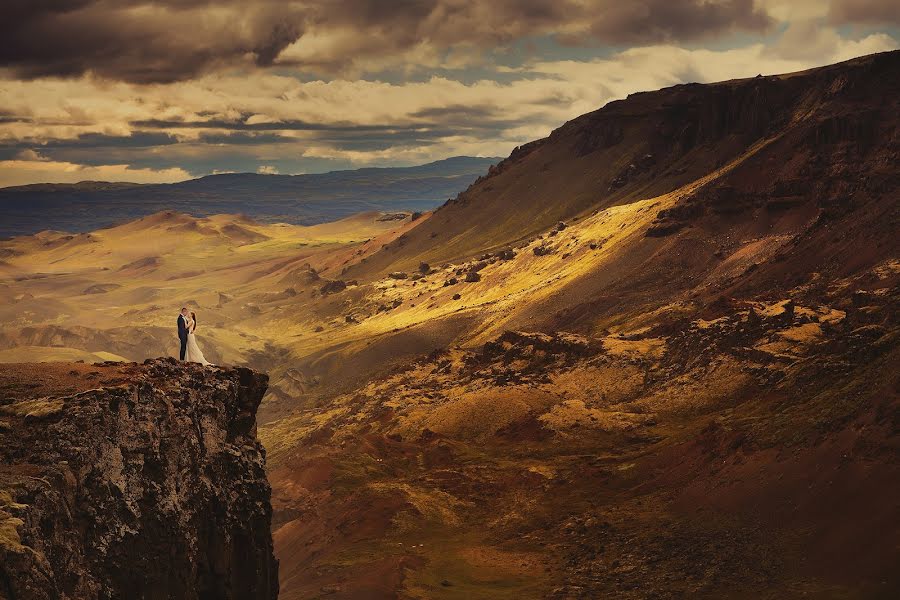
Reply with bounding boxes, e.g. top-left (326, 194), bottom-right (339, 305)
top-left (255, 50), bottom-right (899, 598)
top-left (347, 50), bottom-right (899, 276)
top-left (0, 210), bottom-right (424, 395)
top-left (0, 51), bottom-right (897, 599)
top-left (263, 281), bottom-right (898, 598)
